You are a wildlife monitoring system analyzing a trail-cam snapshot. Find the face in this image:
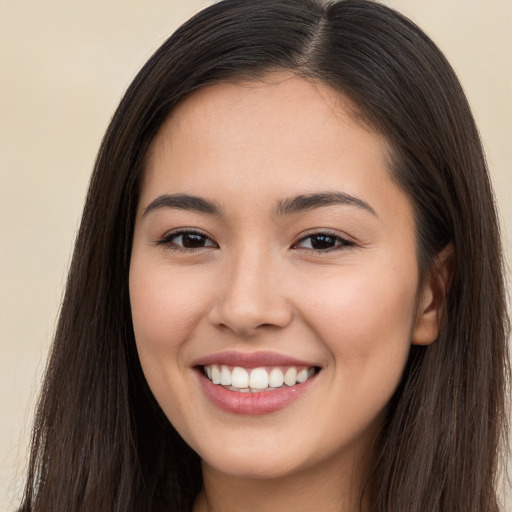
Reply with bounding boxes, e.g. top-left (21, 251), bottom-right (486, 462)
top-left (130, 74), bottom-right (433, 482)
